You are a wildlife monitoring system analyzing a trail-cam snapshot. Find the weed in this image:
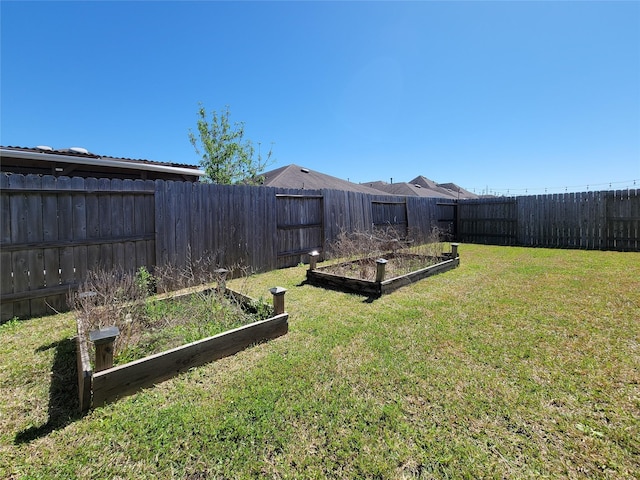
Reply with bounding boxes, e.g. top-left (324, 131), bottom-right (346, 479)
top-left (70, 260), bottom-right (272, 367)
